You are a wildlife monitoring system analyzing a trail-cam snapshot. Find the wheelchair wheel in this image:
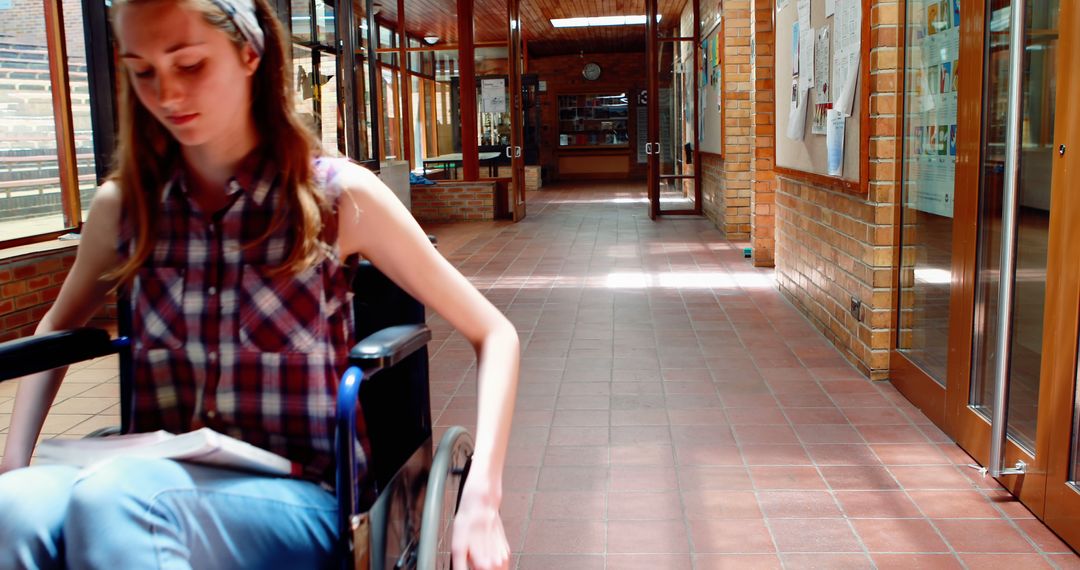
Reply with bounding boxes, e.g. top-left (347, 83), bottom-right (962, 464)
top-left (416, 426), bottom-right (473, 569)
